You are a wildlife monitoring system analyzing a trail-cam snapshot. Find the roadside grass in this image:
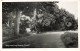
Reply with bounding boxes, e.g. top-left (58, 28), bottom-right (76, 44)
top-left (3, 33), bottom-right (30, 42)
top-left (61, 32), bottom-right (78, 48)
top-left (2, 24), bottom-right (30, 42)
